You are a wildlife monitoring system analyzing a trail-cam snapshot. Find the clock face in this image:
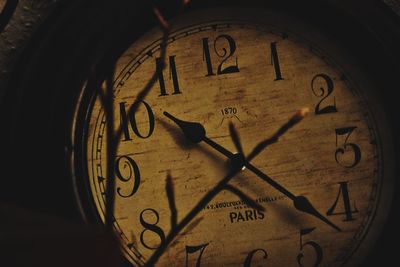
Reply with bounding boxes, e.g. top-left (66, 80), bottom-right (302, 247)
top-left (72, 7), bottom-right (394, 267)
